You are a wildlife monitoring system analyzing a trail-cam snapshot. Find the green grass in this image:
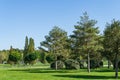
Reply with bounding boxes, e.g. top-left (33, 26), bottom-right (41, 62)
top-left (0, 64), bottom-right (119, 80)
